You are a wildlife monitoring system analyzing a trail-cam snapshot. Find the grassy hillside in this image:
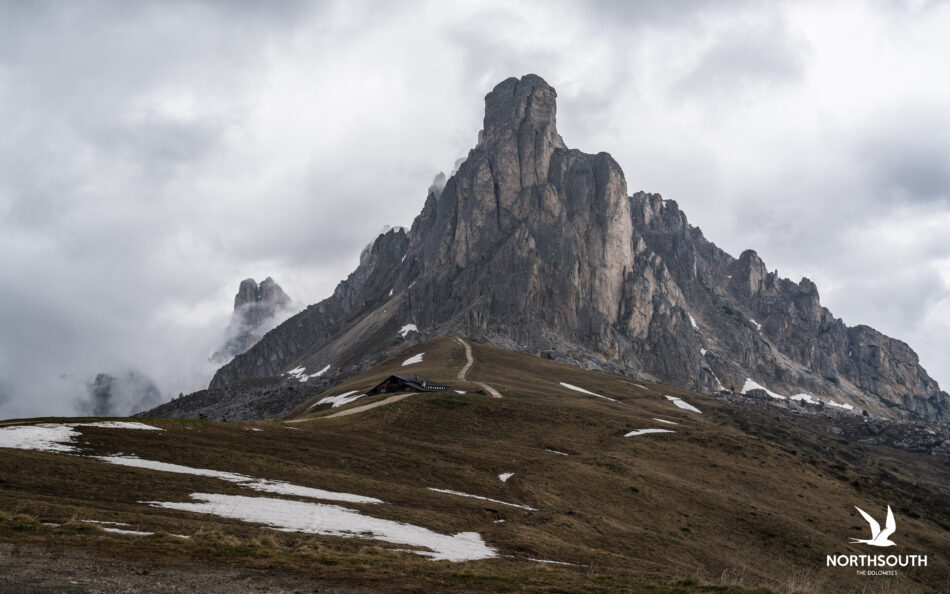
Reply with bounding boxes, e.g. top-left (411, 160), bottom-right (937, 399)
top-left (1, 337), bottom-right (947, 592)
